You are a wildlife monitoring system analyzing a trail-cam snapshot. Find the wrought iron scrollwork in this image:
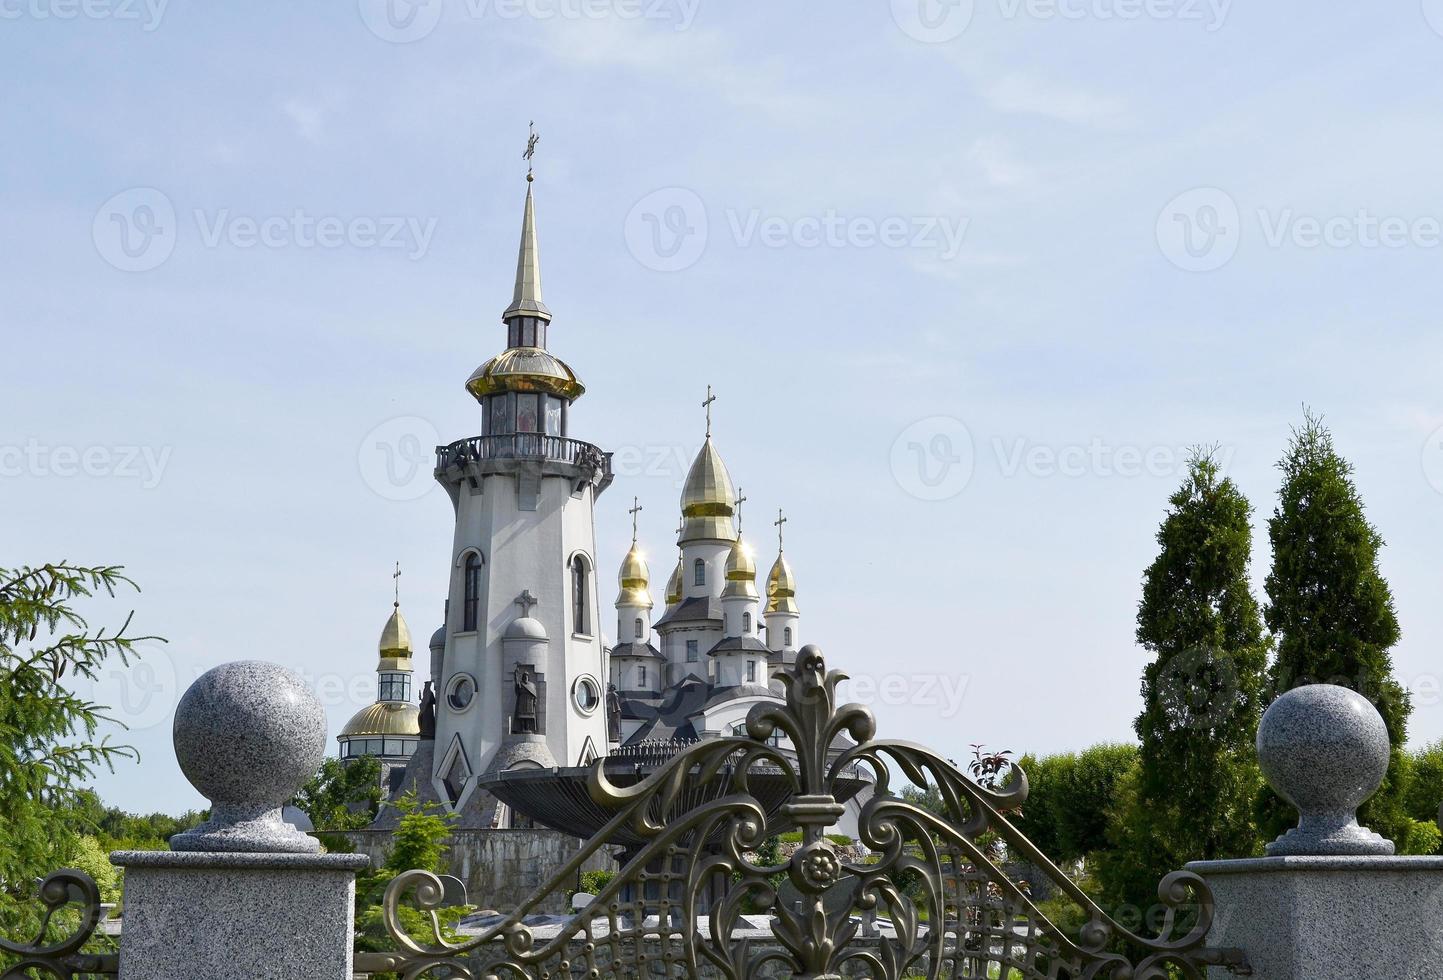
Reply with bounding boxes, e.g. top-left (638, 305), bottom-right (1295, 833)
top-left (365, 647), bottom-right (1247, 979)
top-left (0, 870), bottom-right (117, 979)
